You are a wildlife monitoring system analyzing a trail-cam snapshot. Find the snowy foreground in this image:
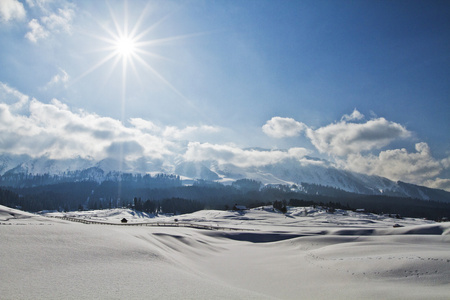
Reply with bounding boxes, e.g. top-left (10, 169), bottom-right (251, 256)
top-left (1, 205), bottom-right (449, 299)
